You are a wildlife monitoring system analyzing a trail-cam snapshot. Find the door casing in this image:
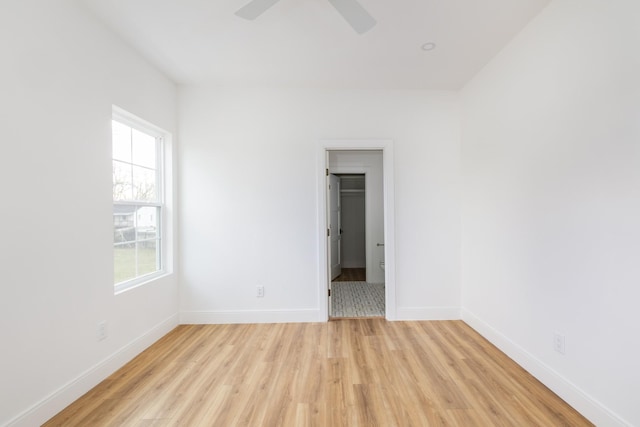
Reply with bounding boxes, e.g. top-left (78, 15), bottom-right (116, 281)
top-left (317, 139), bottom-right (396, 321)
